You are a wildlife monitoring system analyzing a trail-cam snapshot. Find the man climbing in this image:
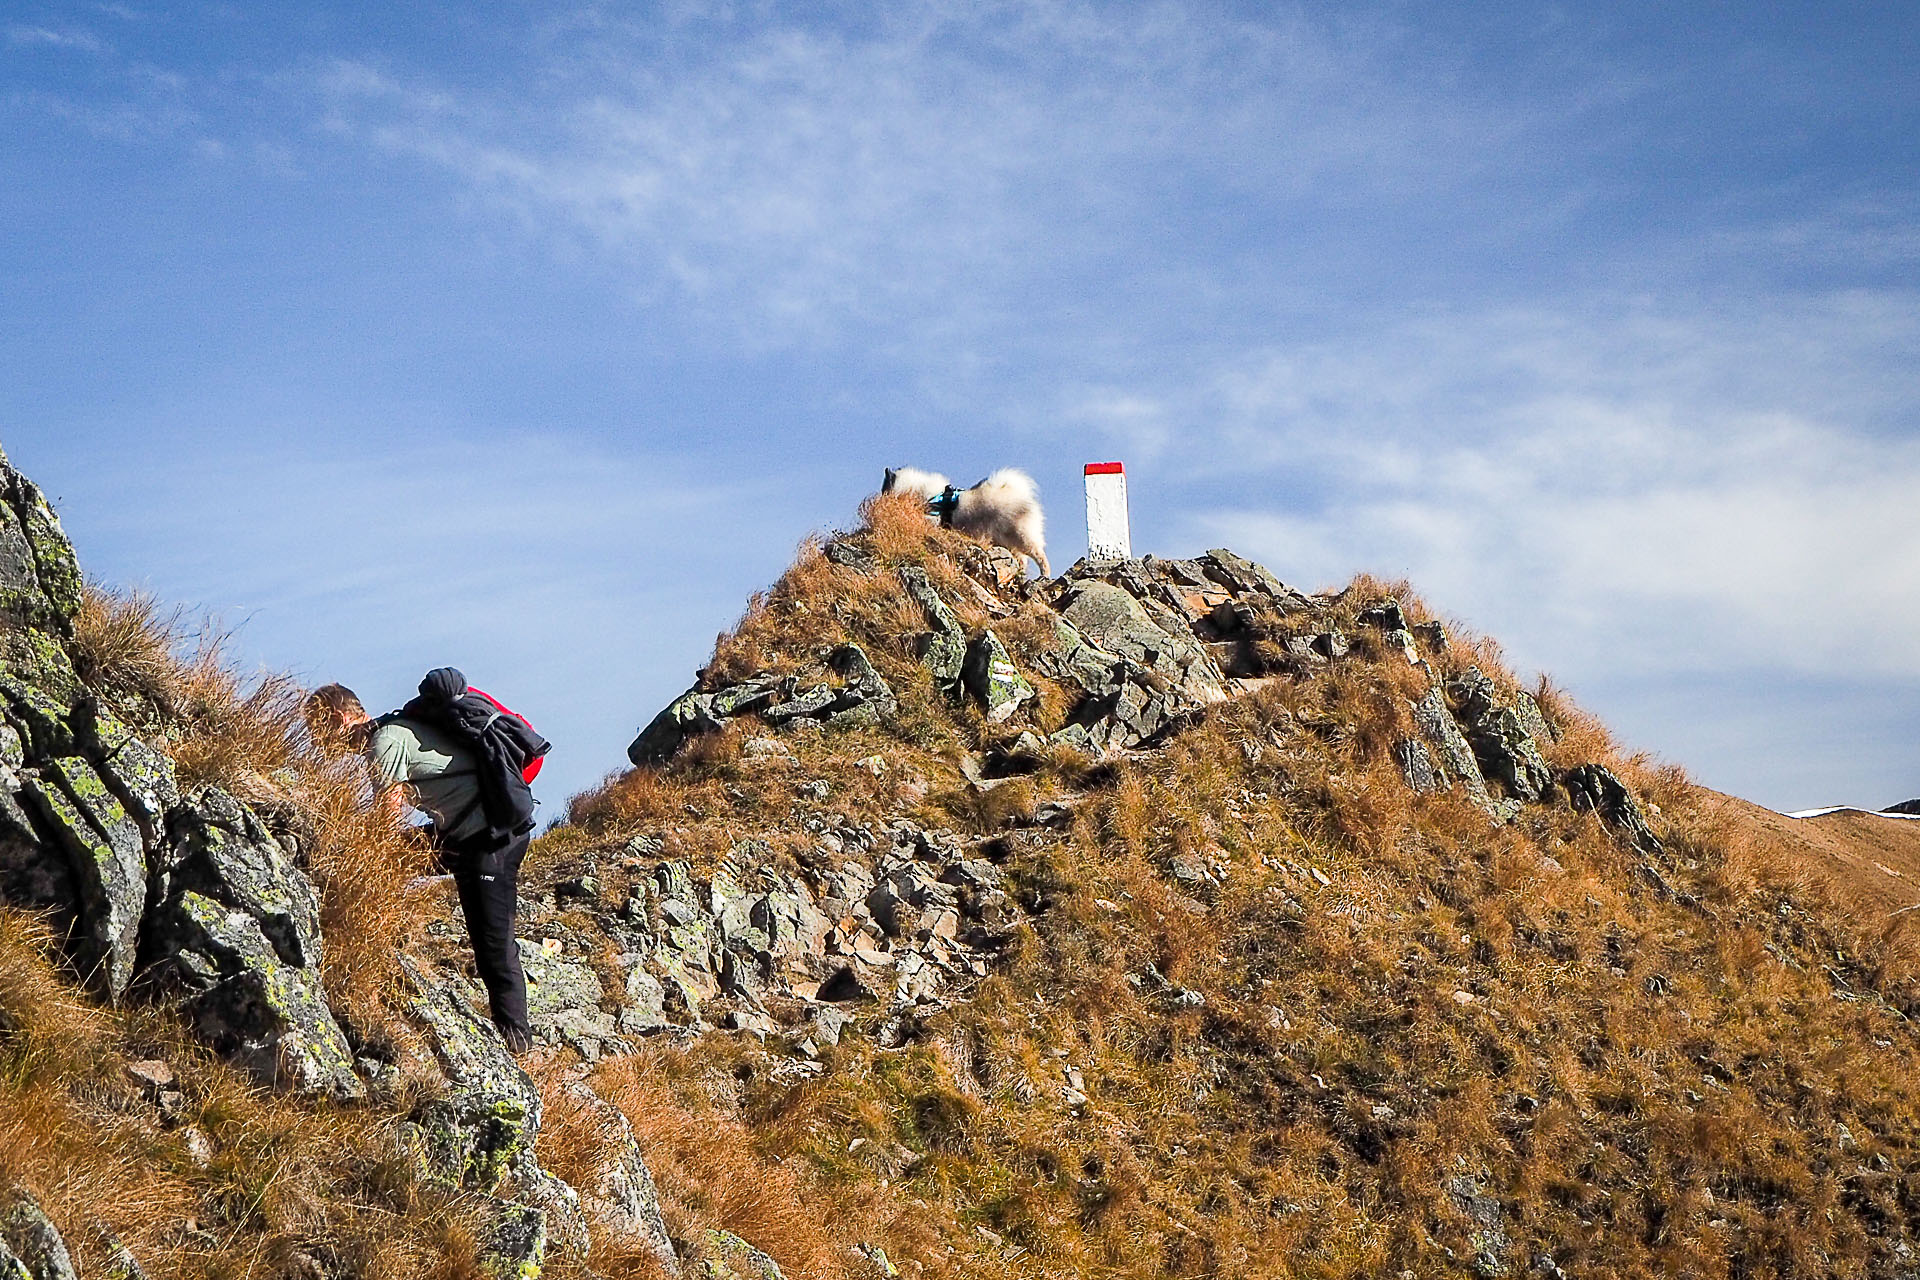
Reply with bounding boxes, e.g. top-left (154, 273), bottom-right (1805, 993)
top-left (306, 671), bottom-right (548, 1053)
